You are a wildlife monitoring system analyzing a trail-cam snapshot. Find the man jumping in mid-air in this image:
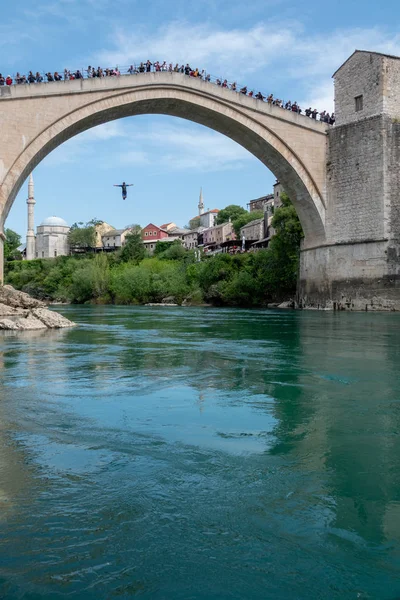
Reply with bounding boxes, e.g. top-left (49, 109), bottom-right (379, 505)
top-left (113, 181), bottom-right (134, 200)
